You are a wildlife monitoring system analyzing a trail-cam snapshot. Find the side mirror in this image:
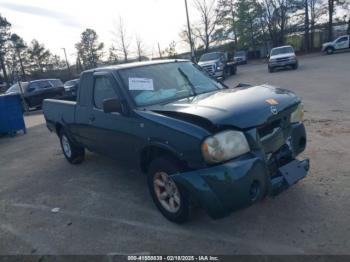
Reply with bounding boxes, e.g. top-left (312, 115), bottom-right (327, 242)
top-left (103, 98), bottom-right (123, 114)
